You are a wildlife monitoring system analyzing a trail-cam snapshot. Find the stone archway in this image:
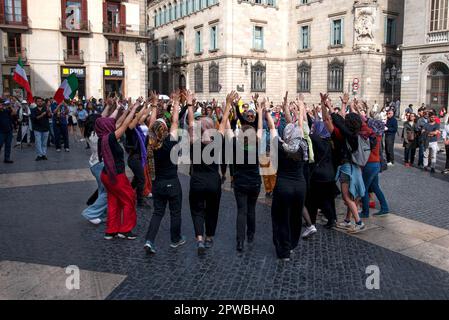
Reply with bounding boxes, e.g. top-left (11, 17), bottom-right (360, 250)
top-left (426, 62), bottom-right (449, 112)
